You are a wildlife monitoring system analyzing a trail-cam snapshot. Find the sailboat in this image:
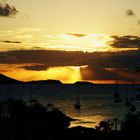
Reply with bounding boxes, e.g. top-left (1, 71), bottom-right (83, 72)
top-left (125, 87), bottom-right (131, 106)
top-left (113, 68), bottom-right (122, 103)
top-left (74, 82), bottom-right (81, 109)
top-left (114, 89), bottom-right (122, 103)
